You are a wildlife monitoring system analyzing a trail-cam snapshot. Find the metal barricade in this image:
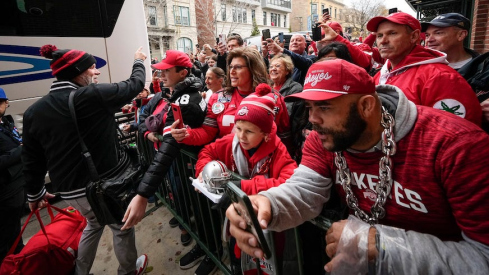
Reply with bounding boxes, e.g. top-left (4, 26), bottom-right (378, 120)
top-left (153, 147), bottom-right (235, 274)
top-left (134, 134), bottom-right (337, 274)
